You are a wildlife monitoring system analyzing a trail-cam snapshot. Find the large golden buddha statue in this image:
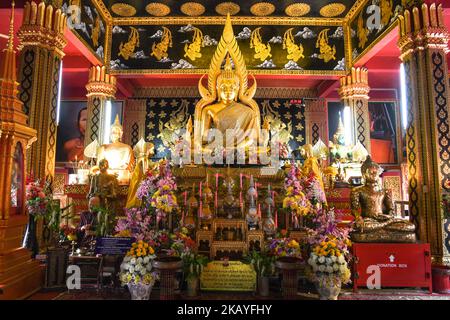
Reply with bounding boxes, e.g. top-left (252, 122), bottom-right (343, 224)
top-left (193, 14), bottom-right (261, 152)
top-left (97, 115), bottom-right (135, 184)
top-left (350, 156), bottom-right (416, 243)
